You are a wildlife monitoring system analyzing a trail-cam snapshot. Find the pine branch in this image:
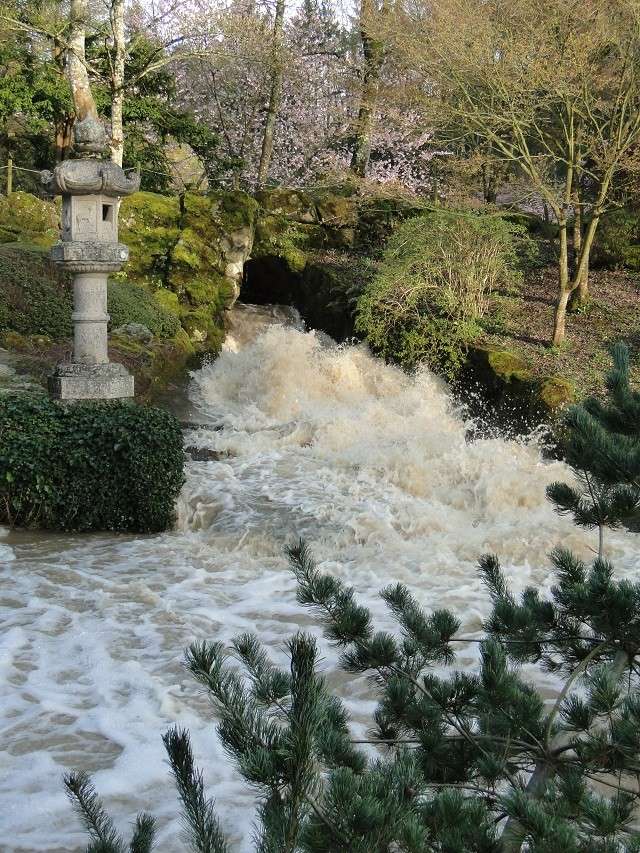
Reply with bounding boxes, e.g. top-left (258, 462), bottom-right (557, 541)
top-left (129, 813), bottom-right (156, 853)
top-left (63, 771), bottom-right (125, 853)
top-left (162, 726), bottom-right (229, 853)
